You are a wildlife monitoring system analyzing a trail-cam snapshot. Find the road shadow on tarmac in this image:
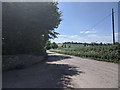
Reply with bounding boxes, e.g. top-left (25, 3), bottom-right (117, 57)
top-left (3, 54), bottom-right (83, 88)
